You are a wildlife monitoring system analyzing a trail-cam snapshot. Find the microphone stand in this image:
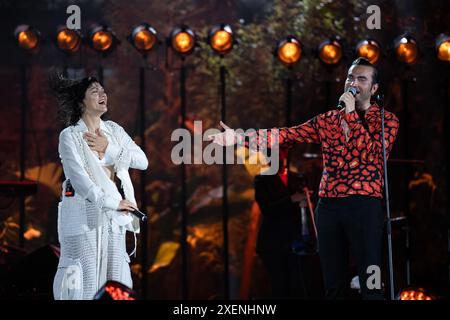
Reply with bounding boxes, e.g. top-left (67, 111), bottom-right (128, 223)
top-left (378, 94), bottom-right (396, 300)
